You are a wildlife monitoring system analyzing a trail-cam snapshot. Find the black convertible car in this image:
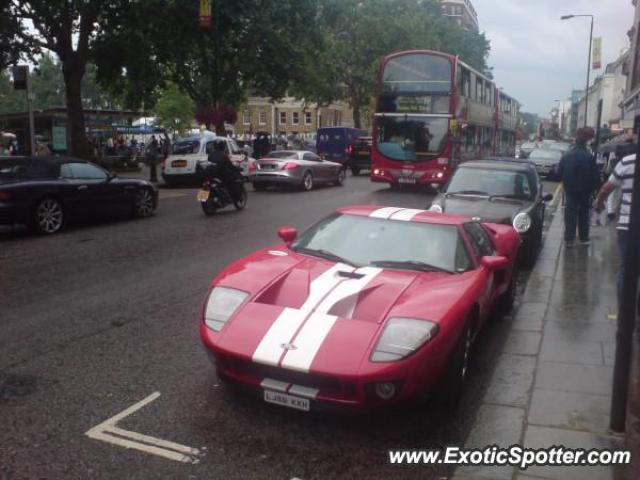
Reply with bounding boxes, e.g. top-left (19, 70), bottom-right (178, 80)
top-left (0, 155), bottom-right (158, 234)
top-left (428, 158), bottom-right (552, 269)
